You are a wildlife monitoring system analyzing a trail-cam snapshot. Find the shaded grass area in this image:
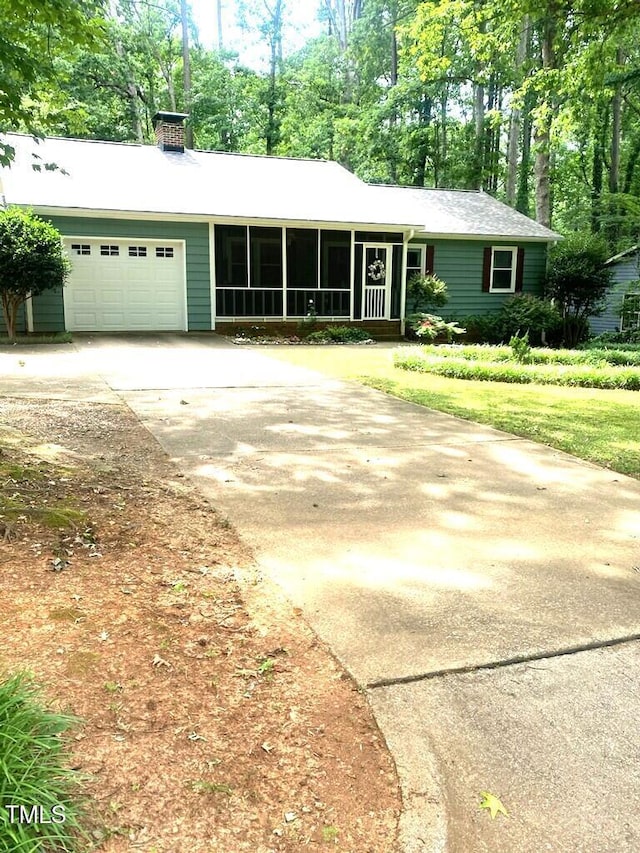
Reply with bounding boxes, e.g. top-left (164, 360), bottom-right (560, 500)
top-left (262, 345), bottom-right (640, 478)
